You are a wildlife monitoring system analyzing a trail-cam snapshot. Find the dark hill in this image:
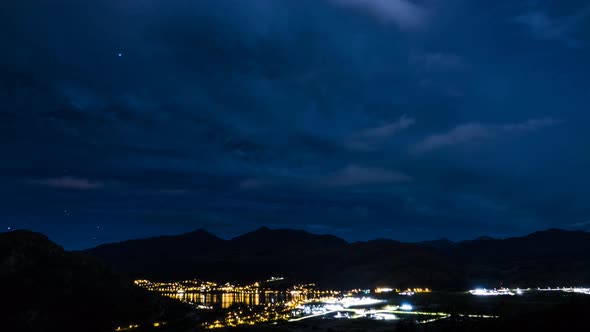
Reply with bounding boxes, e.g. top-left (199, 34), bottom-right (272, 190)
top-left (0, 230), bottom-right (189, 332)
top-left (418, 238), bottom-right (455, 249)
top-left (443, 229), bottom-right (590, 286)
top-left (84, 227), bottom-right (590, 289)
top-left (87, 228), bottom-right (359, 285)
top-left (85, 229), bottom-right (224, 279)
top-left (230, 227), bottom-right (348, 250)
top-left (85, 228), bottom-right (459, 288)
